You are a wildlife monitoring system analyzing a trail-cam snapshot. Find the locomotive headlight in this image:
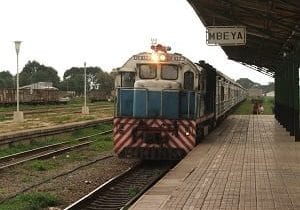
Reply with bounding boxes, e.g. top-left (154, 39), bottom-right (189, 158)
top-left (151, 53), bottom-right (159, 62)
top-left (185, 127), bottom-right (190, 136)
top-left (151, 53), bottom-right (166, 62)
top-left (159, 54), bottom-right (166, 61)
